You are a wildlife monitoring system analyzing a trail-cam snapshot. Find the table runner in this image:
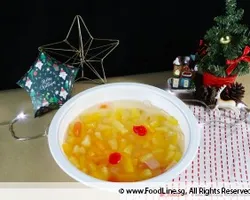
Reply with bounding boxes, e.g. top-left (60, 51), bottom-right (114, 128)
top-left (173, 105), bottom-right (250, 183)
top-left (120, 105), bottom-right (250, 199)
